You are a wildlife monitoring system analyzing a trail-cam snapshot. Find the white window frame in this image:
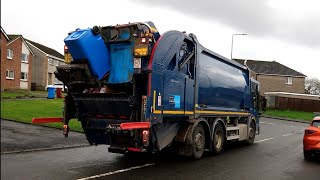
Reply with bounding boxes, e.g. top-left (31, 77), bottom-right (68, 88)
top-left (286, 77), bottom-right (292, 85)
top-left (7, 49), bottom-right (13, 59)
top-left (21, 53), bottom-right (29, 63)
top-left (20, 72), bottom-right (28, 81)
top-left (49, 59), bottom-right (54, 66)
top-left (55, 60), bottom-right (59, 67)
top-left (6, 69), bottom-right (14, 79)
